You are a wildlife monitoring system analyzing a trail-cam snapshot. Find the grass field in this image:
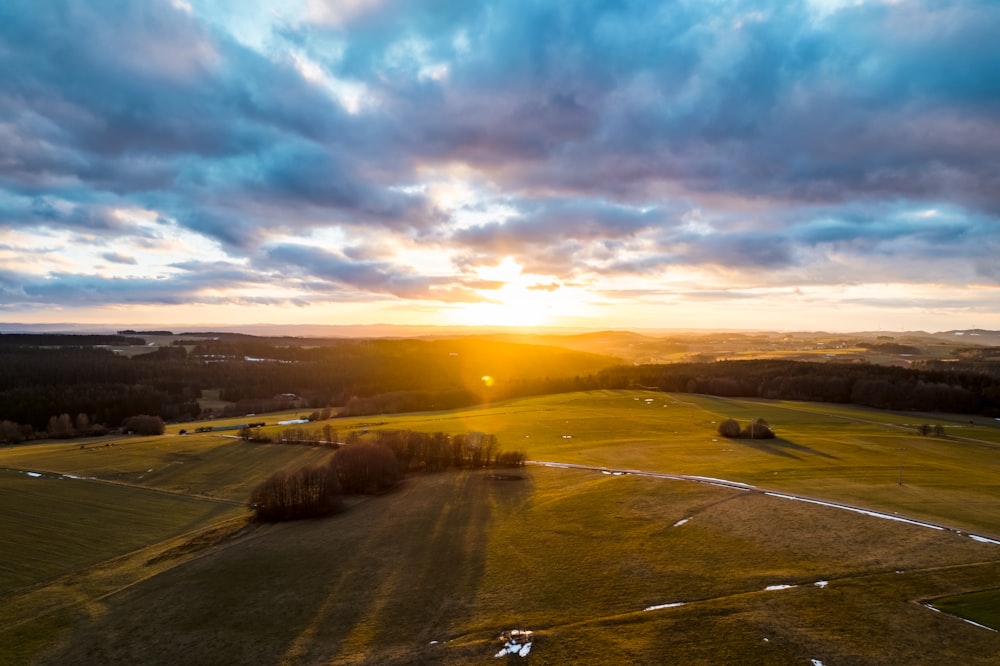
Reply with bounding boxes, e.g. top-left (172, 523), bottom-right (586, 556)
top-left (1, 390), bottom-right (999, 664)
top-left (0, 469), bottom-right (241, 594)
top-left (18, 467), bottom-right (1000, 665)
top-left (333, 390), bottom-right (1000, 536)
top-left (931, 588), bottom-right (1000, 631)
